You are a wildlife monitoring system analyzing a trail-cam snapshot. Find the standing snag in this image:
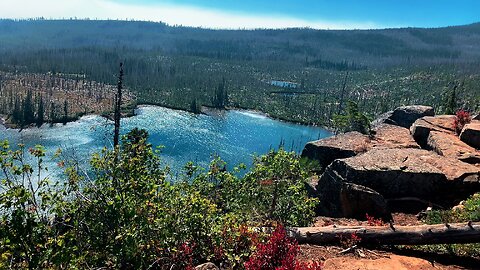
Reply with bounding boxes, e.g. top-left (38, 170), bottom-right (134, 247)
top-left (114, 62), bottom-right (124, 147)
